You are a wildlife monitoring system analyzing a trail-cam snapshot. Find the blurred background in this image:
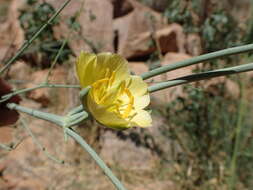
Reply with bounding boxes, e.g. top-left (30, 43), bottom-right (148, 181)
top-left (1, 0), bottom-right (253, 189)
